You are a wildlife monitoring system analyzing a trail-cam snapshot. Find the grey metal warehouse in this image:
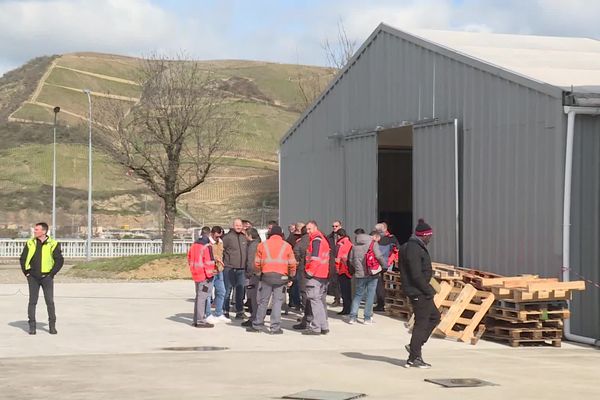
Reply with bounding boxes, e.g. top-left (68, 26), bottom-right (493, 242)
top-left (279, 24), bottom-right (600, 344)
